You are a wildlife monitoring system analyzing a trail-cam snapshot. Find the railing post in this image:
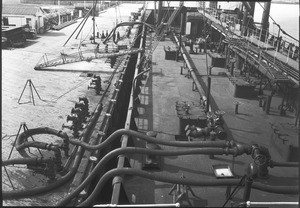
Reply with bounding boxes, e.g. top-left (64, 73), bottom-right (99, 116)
top-left (286, 44), bottom-right (291, 63)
